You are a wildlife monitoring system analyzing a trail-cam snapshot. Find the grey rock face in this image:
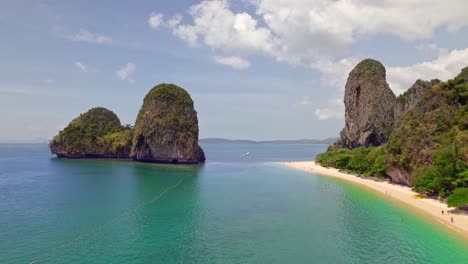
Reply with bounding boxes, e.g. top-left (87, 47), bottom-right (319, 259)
top-left (131, 84), bottom-right (205, 164)
top-left (340, 59), bottom-right (396, 148)
top-left (394, 79), bottom-right (439, 118)
top-left (387, 165), bottom-right (411, 186)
